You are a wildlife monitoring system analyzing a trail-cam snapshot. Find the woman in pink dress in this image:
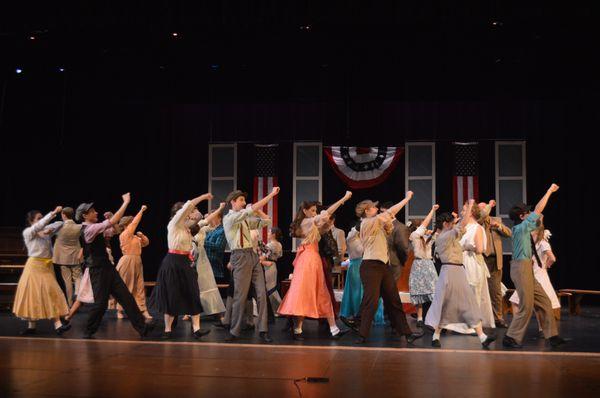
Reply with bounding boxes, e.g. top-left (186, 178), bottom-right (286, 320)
top-left (278, 191), bottom-right (352, 340)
